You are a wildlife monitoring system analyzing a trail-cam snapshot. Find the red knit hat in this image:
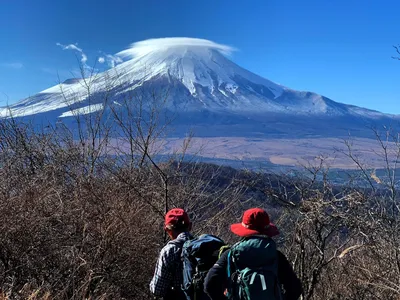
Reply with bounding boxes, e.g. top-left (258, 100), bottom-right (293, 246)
top-left (230, 208), bottom-right (279, 237)
top-left (164, 208), bottom-right (190, 228)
